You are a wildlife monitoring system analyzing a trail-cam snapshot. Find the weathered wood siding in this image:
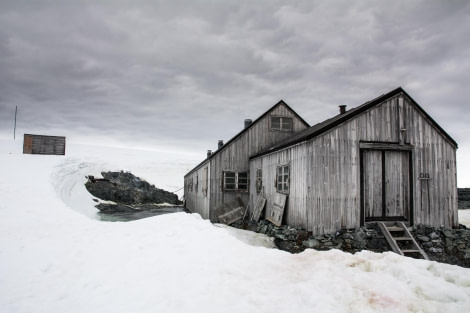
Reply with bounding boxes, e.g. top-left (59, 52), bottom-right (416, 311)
top-left (185, 161), bottom-right (211, 219)
top-left (250, 92), bottom-right (457, 234)
top-left (23, 134), bottom-right (66, 155)
top-left (208, 103), bottom-right (309, 221)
